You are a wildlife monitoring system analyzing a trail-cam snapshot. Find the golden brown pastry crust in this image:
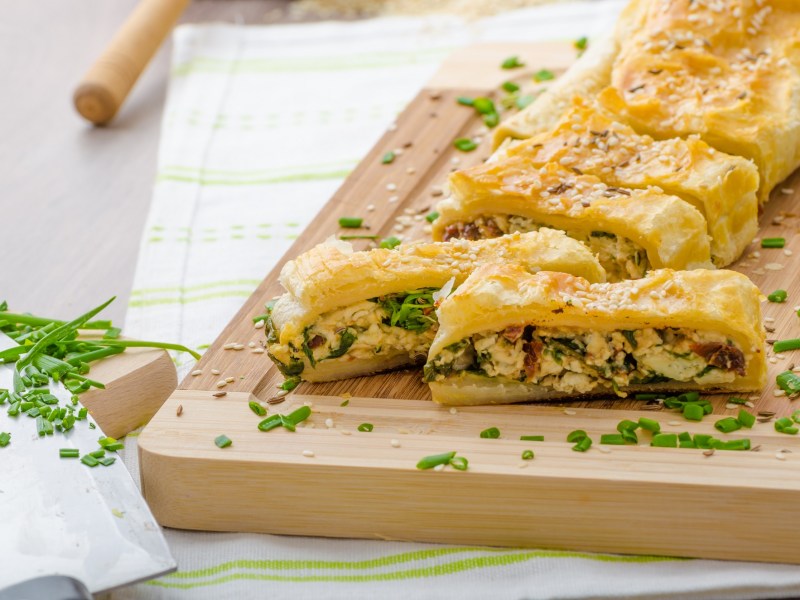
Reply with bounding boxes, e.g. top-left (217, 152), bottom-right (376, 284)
top-left (437, 161), bottom-right (713, 275)
top-left (600, 0), bottom-right (800, 204)
top-left (495, 97), bottom-right (758, 266)
top-left (273, 231), bottom-right (605, 345)
top-left (428, 265), bottom-right (766, 405)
